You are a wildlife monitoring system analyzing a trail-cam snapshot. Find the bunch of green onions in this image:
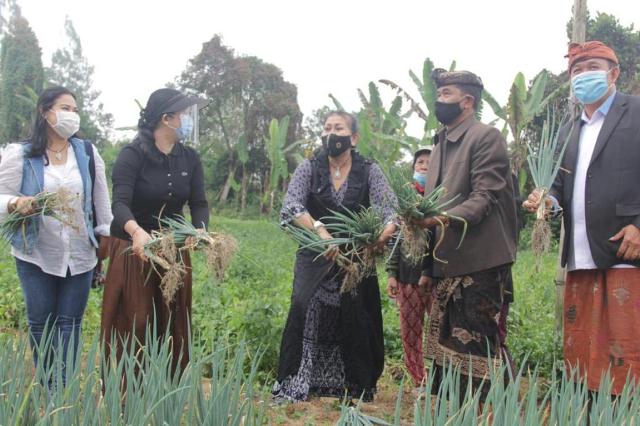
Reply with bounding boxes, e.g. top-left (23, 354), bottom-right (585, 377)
top-left (386, 167), bottom-right (467, 265)
top-left (527, 110), bottom-right (569, 265)
top-left (387, 167), bottom-right (429, 222)
top-left (324, 207), bottom-right (384, 257)
top-left (285, 206), bottom-right (386, 293)
top-left (0, 189), bottom-right (79, 245)
top-left (127, 216), bottom-right (238, 304)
